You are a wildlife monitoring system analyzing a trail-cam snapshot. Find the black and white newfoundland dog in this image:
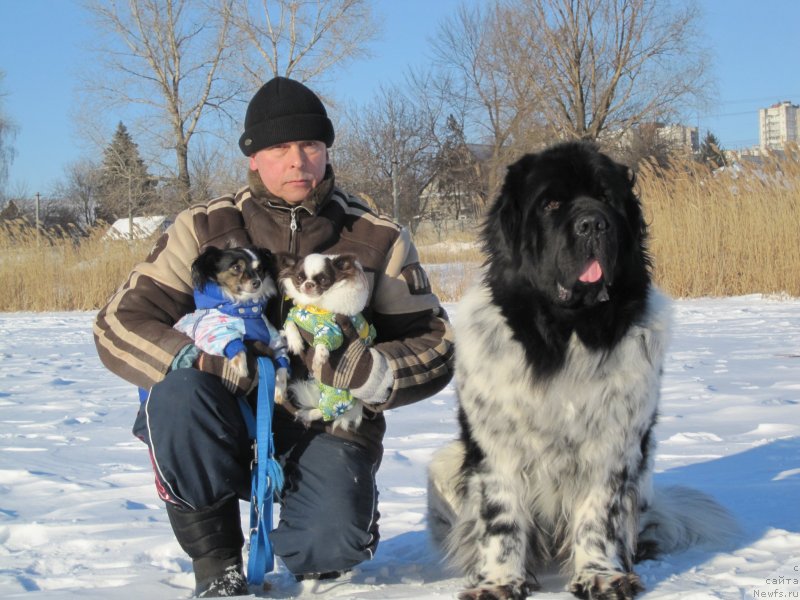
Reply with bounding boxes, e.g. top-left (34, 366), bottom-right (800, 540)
top-left (427, 142), bottom-right (737, 600)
